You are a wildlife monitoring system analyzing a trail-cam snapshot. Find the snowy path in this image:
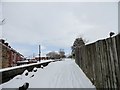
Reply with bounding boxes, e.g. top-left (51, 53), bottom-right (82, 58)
top-left (0, 59), bottom-right (95, 88)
